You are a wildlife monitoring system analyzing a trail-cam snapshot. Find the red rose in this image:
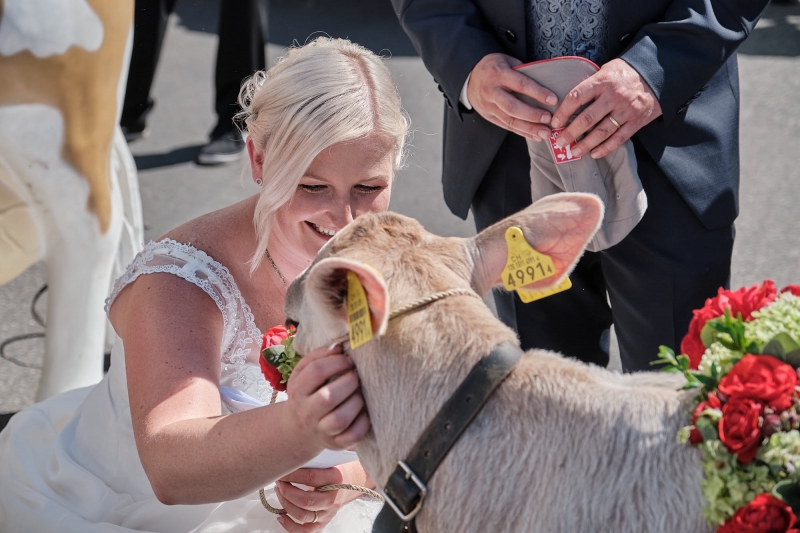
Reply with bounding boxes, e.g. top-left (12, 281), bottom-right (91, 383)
top-left (719, 397), bottom-right (764, 463)
top-left (259, 326), bottom-right (294, 392)
top-left (718, 493), bottom-right (798, 533)
top-left (259, 351), bottom-right (286, 392)
top-left (783, 285), bottom-right (800, 297)
top-left (719, 355), bottom-right (797, 412)
top-left (262, 326), bottom-right (290, 349)
top-left (689, 392), bottom-right (723, 445)
top-left (680, 281), bottom-right (778, 369)
top-left (723, 280), bottom-right (779, 321)
top-left (682, 304), bottom-right (719, 369)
